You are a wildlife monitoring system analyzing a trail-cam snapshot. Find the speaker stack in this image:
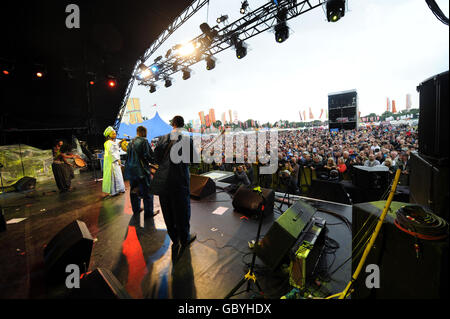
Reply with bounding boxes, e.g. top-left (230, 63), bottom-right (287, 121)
top-left (410, 70), bottom-right (449, 221)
